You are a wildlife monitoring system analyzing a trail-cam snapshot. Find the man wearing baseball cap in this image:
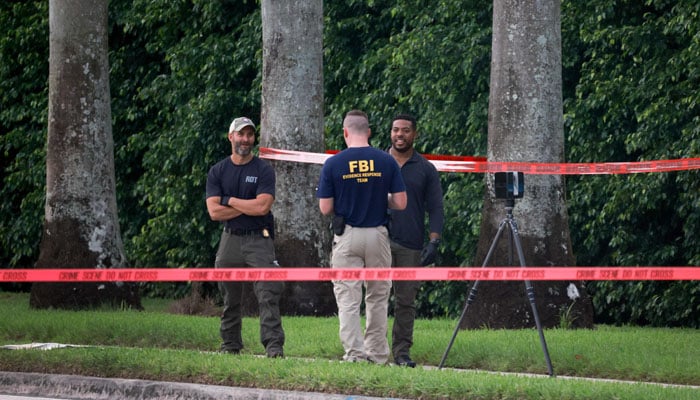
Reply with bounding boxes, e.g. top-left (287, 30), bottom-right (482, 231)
top-left (206, 116), bottom-right (285, 358)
